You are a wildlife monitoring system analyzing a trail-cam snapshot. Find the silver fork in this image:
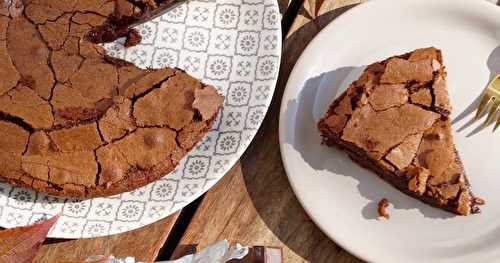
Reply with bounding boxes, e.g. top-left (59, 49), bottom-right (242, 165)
top-left (475, 74), bottom-right (500, 130)
top-left (130, 1), bottom-right (187, 28)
